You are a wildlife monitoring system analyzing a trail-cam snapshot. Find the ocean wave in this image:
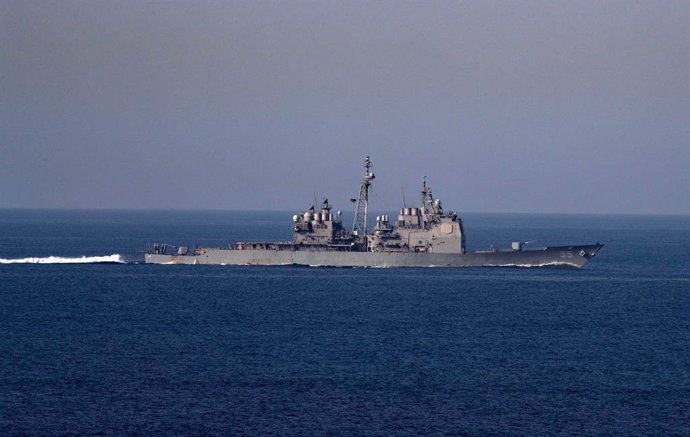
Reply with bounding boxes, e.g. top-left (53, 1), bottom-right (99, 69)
top-left (0, 254), bottom-right (125, 264)
top-left (482, 262), bottom-right (580, 268)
